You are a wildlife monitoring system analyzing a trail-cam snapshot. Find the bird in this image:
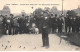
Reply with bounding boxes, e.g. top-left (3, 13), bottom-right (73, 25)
top-left (33, 47), bottom-right (36, 49)
top-left (2, 44), bottom-right (3, 47)
top-left (8, 41), bottom-right (10, 43)
top-left (6, 46), bottom-right (7, 48)
top-left (10, 45), bottom-right (11, 48)
top-left (23, 47), bottom-right (25, 49)
top-left (5, 47), bottom-right (6, 49)
top-left (19, 46), bottom-right (21, 48)
top-left (31, 7), bottom-right (34, 9)
top-left (4, 46), bottom-right (7, 50)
